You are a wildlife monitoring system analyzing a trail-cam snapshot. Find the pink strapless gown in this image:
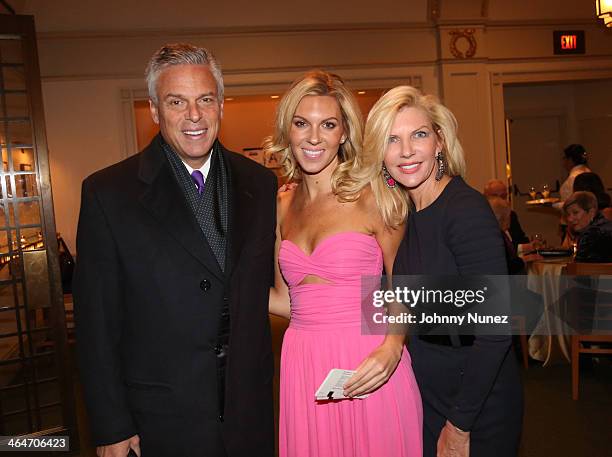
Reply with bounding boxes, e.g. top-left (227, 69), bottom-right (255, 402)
top-left (279, 232), bottom-right (423, 457)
